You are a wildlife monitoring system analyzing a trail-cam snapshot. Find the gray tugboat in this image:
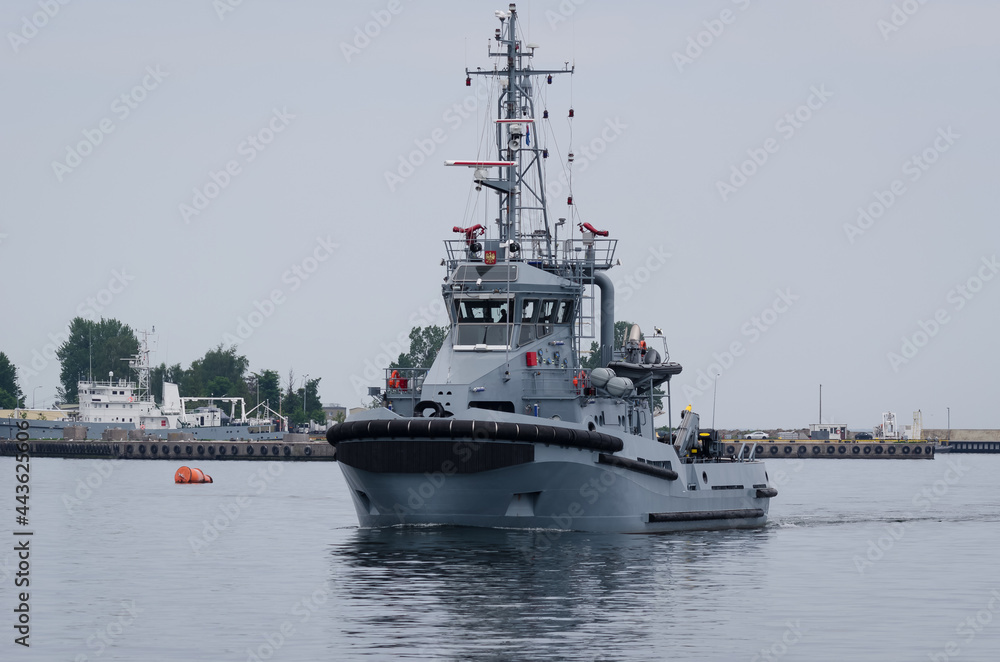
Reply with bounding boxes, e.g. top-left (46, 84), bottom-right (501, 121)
top-left (327, 5), bottom-right (776, 532)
